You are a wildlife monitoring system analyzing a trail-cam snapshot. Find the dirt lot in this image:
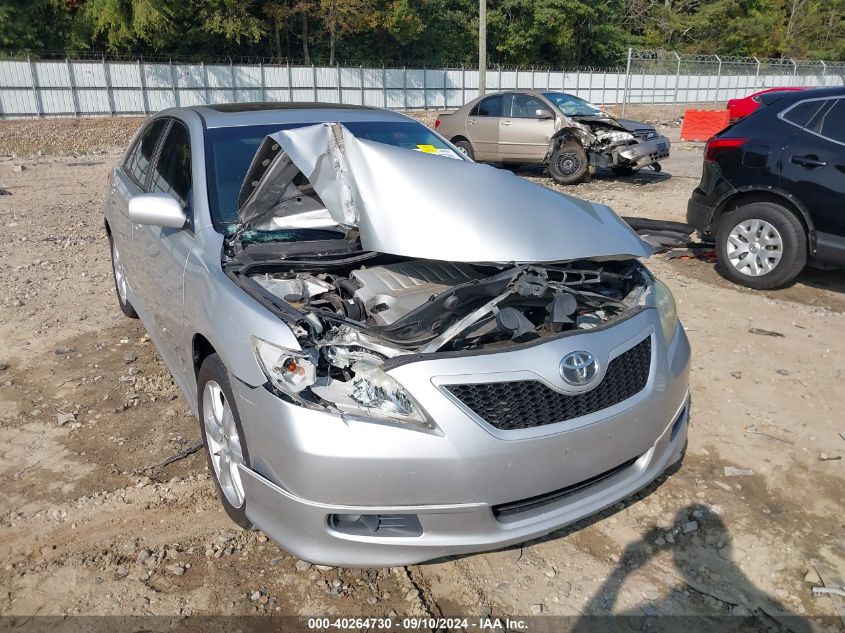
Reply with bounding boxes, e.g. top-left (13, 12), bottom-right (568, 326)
top-left (0, 112), bottom-right (844, 630)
